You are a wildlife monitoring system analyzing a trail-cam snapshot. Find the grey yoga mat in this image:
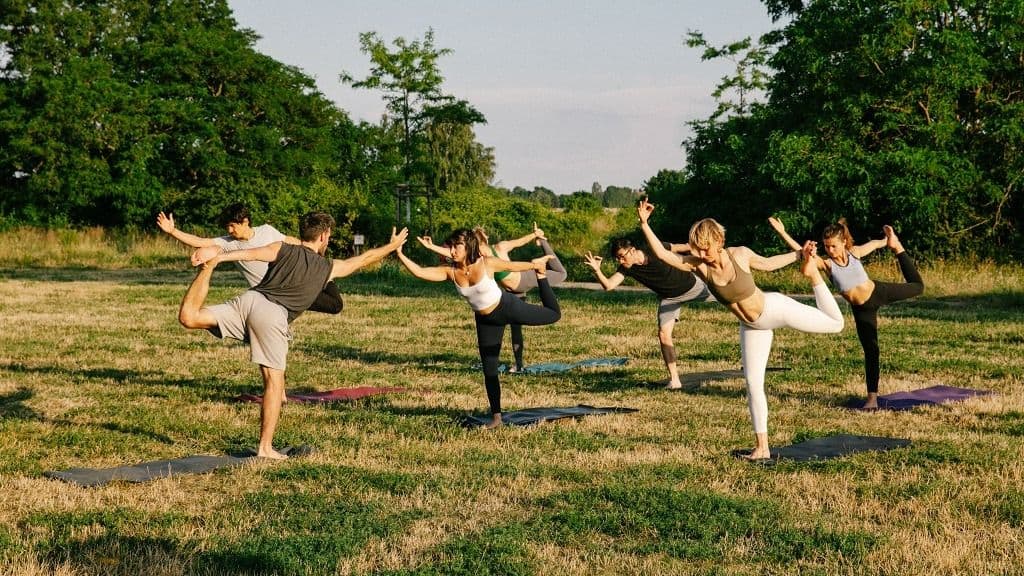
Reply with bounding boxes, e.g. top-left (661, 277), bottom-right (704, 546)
top-left (44, 445), bottom-right (314, 487)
